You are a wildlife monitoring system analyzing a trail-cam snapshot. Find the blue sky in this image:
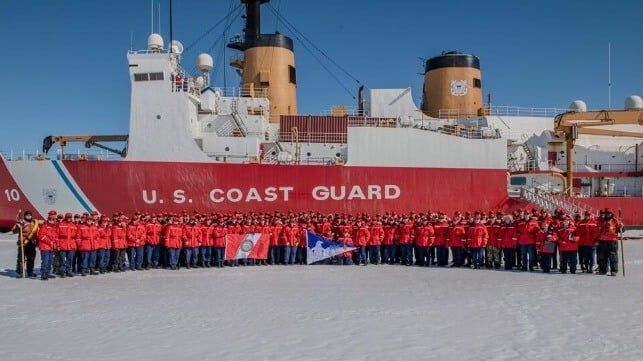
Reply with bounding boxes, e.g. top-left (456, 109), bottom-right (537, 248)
top-left (1, 0), bottom-right (641, 153)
